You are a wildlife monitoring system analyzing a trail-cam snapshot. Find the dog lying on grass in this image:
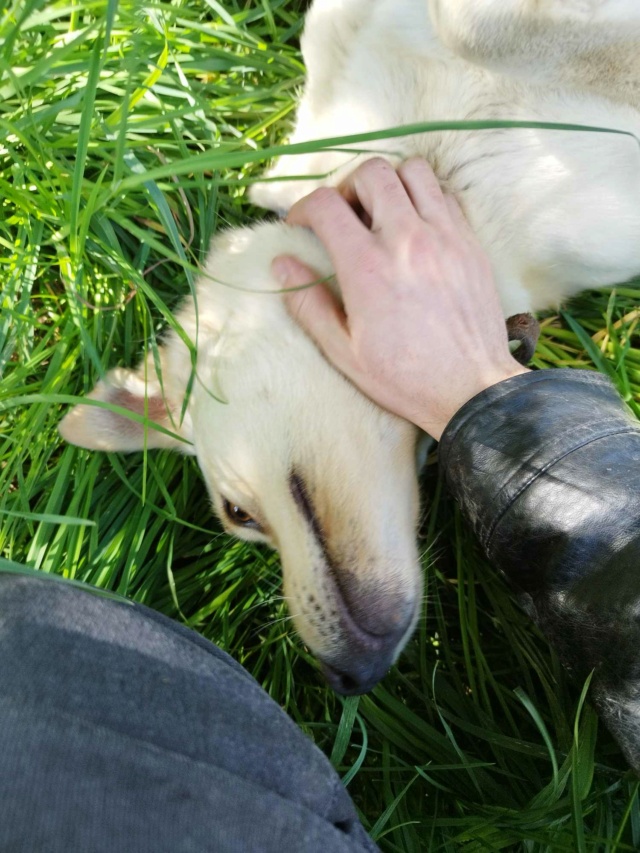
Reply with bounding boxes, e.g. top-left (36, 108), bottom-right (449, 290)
top-left (60, 0), bottom-right (640, 694)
